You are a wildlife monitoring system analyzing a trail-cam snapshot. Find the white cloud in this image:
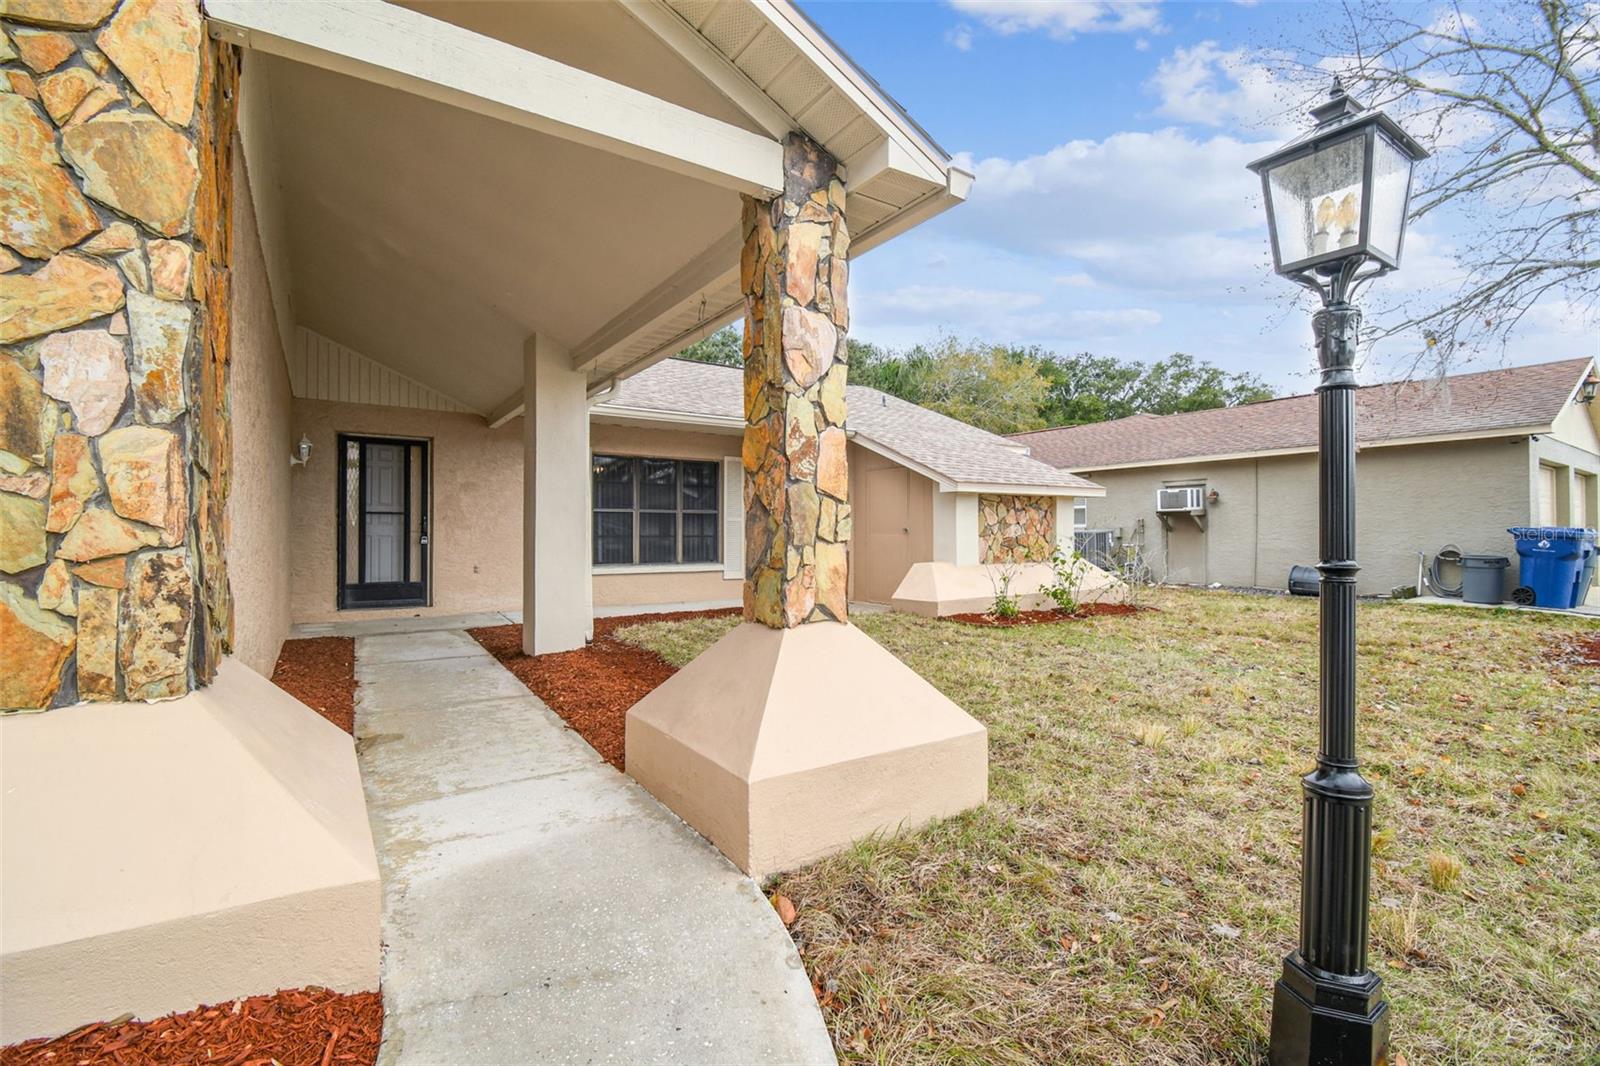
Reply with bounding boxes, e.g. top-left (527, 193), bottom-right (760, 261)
top-left (947, 127), bottom-right (1276, 298)
top-left (946, 0), bottom-right (1163, 41)
top-left (1145, 41), bottom-right (1303, 135)
top-left (945, 24), bottom-right (974, 51)
top-left (1053, 272), bottom-right (1096, 288)
top-left (871, 285), bottom-right (1046, 316)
